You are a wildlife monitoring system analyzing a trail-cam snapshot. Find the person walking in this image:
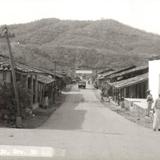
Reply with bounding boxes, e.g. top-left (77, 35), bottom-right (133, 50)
top-left (146, 90), bottom-right (153, 116)
top-left (153, 94), bottom-right (160, 131)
